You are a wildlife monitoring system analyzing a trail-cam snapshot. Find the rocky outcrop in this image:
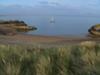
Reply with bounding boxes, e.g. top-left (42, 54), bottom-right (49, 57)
top-left (88, 24), bottom-right (100, 37)
top-left (0, 26), bottom-right (16, 35)
top-left (0, 20), bottom-right (37, 35)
